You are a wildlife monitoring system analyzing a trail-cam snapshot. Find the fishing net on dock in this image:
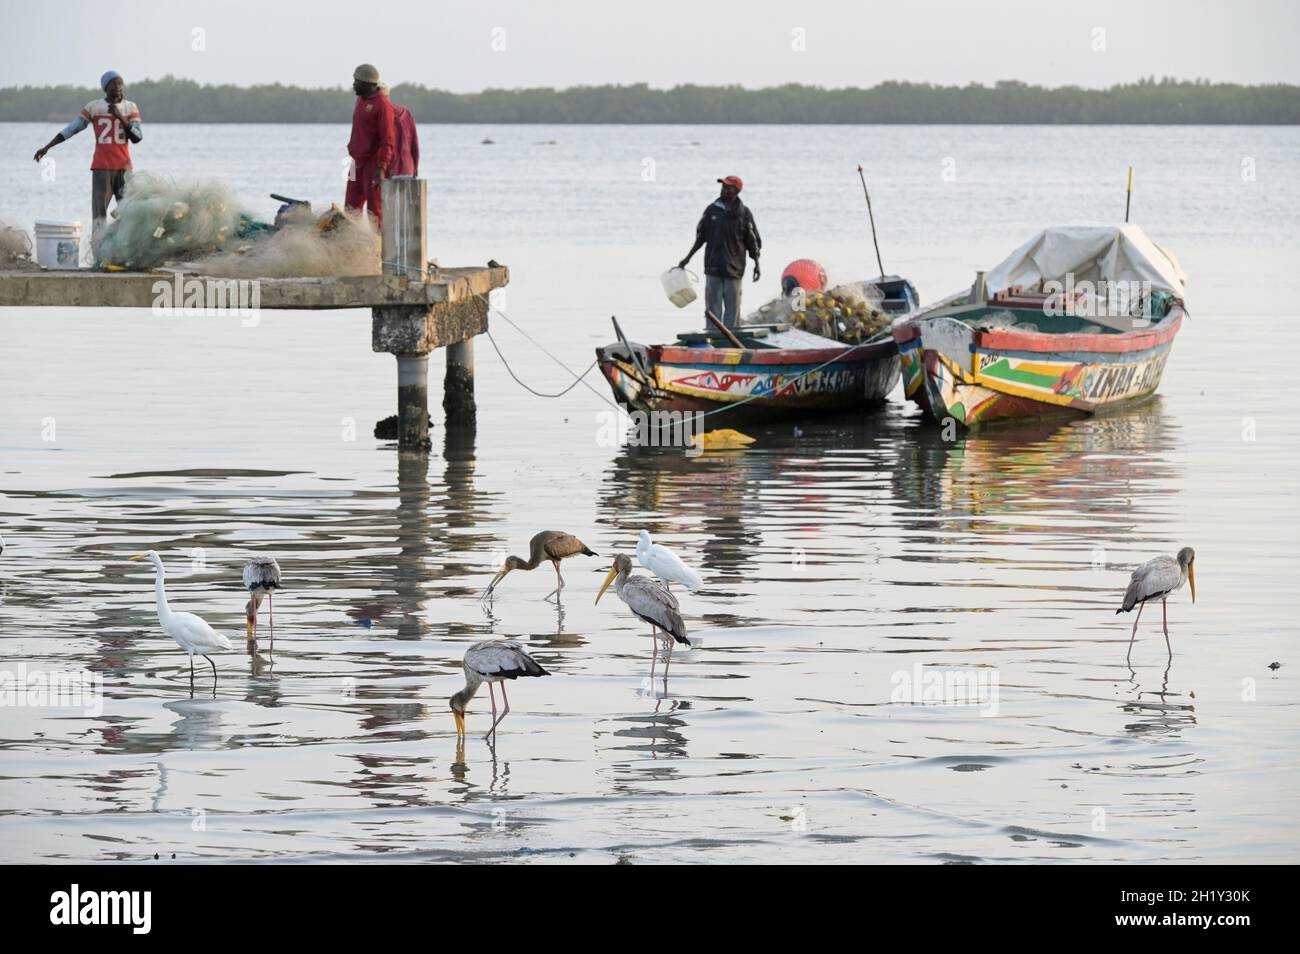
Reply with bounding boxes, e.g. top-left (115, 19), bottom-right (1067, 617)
top-left (0, 220), bottom-right (34, 265)
top-left (746, 280), bottom-right (893, 343)
top-left (96, 173), bottom-right (380, 277)
top-left (192, 205), bottom-right (380, 278)
top-left (96, 173), bottom-right (256, 270)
